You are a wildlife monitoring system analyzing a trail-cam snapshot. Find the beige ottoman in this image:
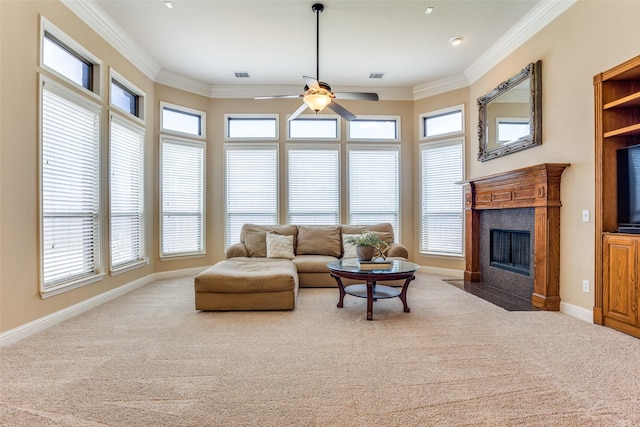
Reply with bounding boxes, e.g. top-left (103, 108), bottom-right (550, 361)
top-left (194, 258), bottom-right (298, 311)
